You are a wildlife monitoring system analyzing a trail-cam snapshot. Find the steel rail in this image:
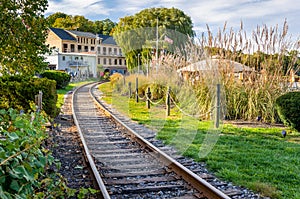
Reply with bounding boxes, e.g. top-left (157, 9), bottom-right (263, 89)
top-left (72, 82), bottom-right (111, 199)
top-left (90, 83), bottom-right (231, 199)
